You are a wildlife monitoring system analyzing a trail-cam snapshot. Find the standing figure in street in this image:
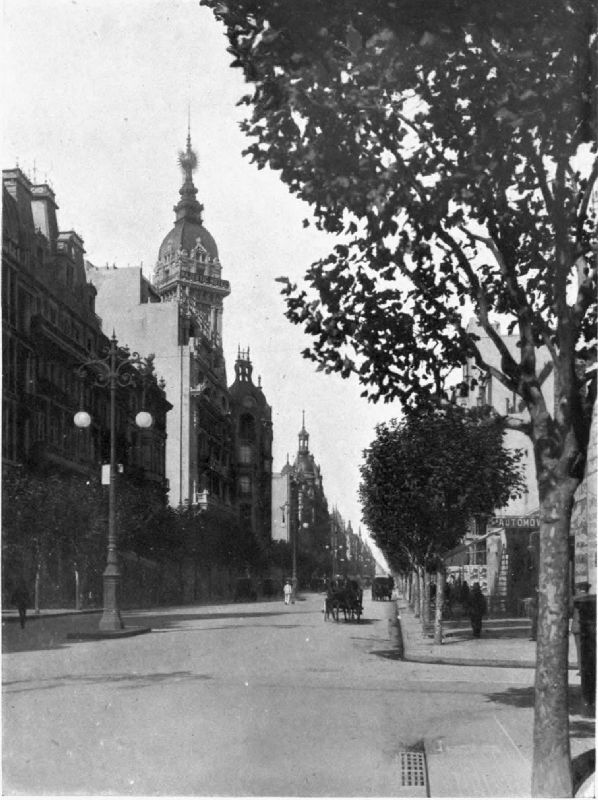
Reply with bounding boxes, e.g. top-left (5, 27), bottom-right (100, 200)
top-left (468, 582), bottom-right (487, 638)
top-left (283, 580), bottom-right (292, 605)
top-left (11, 581), bottom-right (31, 629)
top-left (571, 581), bottom-right (591, 673)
